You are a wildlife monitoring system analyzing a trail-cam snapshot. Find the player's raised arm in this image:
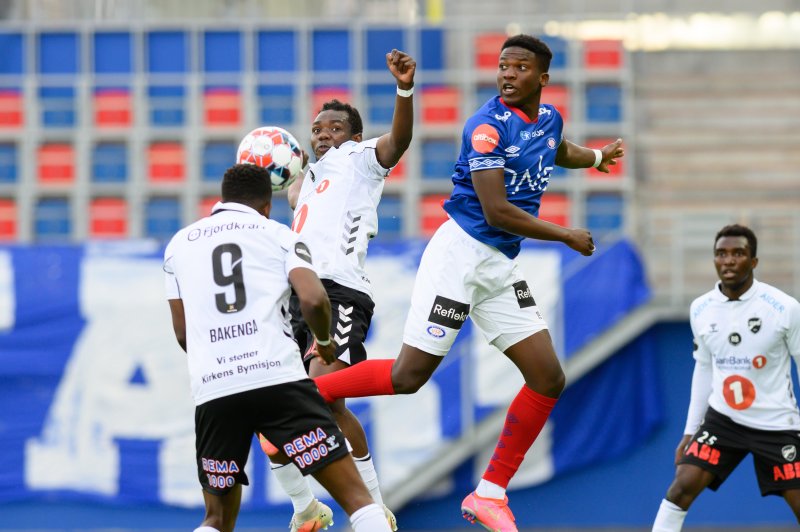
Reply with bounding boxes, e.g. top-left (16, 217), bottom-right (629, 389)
top-left (555, 137), bottom-right (624, 173)
top-left (375, 49), bottom-right (416, 169)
